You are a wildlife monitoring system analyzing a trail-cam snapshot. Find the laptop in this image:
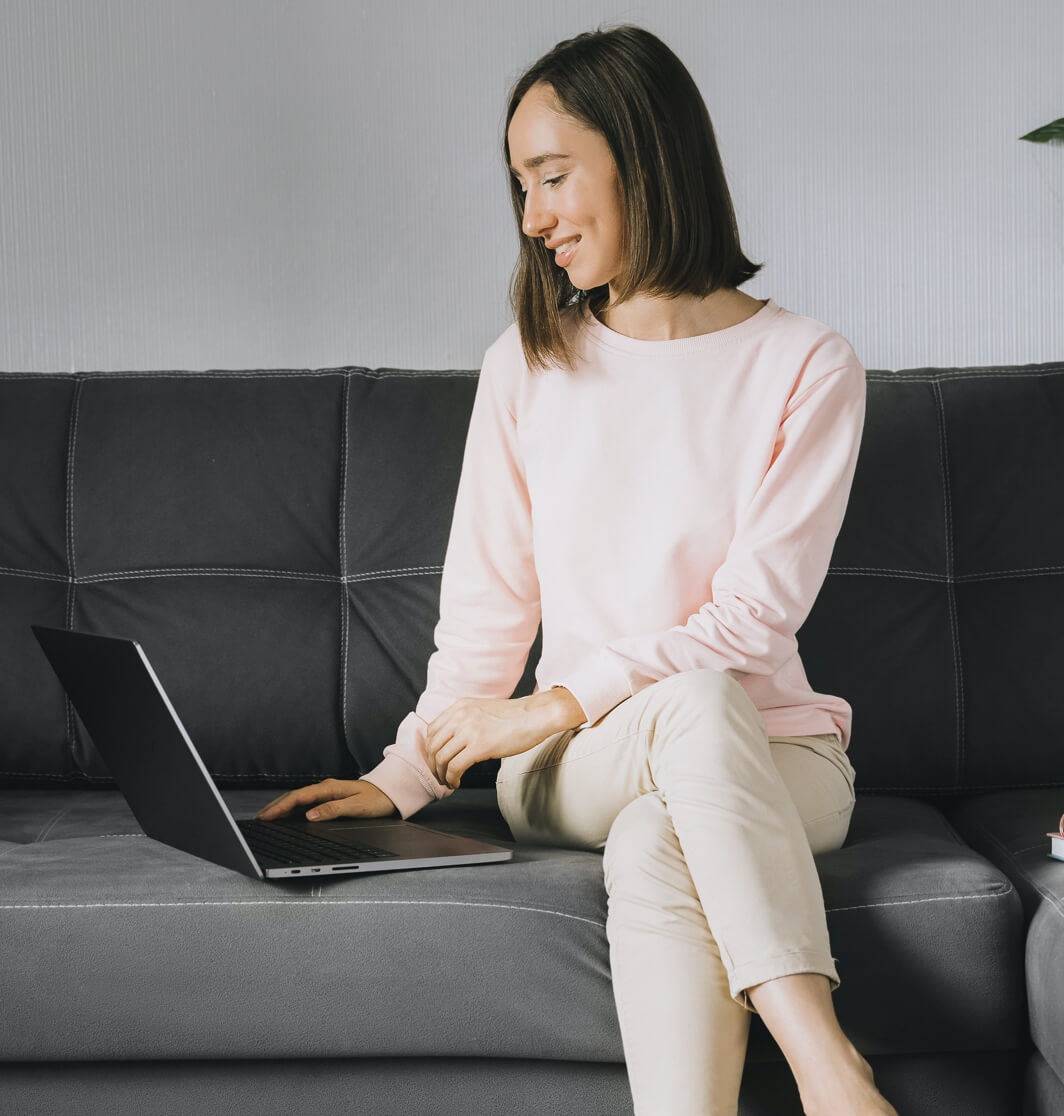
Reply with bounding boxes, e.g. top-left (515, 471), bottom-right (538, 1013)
top-left (31, 625), bottom-right (513, 880)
